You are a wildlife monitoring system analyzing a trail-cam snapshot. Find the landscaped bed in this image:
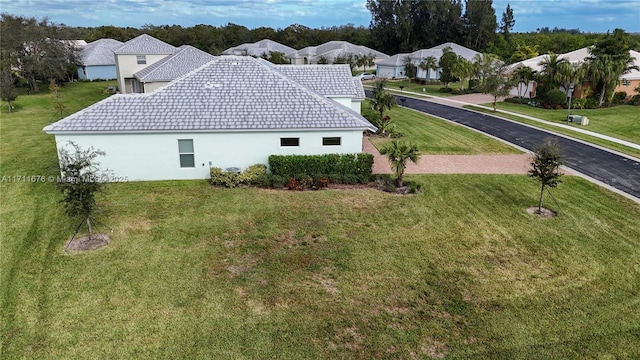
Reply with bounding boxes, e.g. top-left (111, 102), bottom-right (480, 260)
top-left (2, 82), bottom-right (639, 359)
